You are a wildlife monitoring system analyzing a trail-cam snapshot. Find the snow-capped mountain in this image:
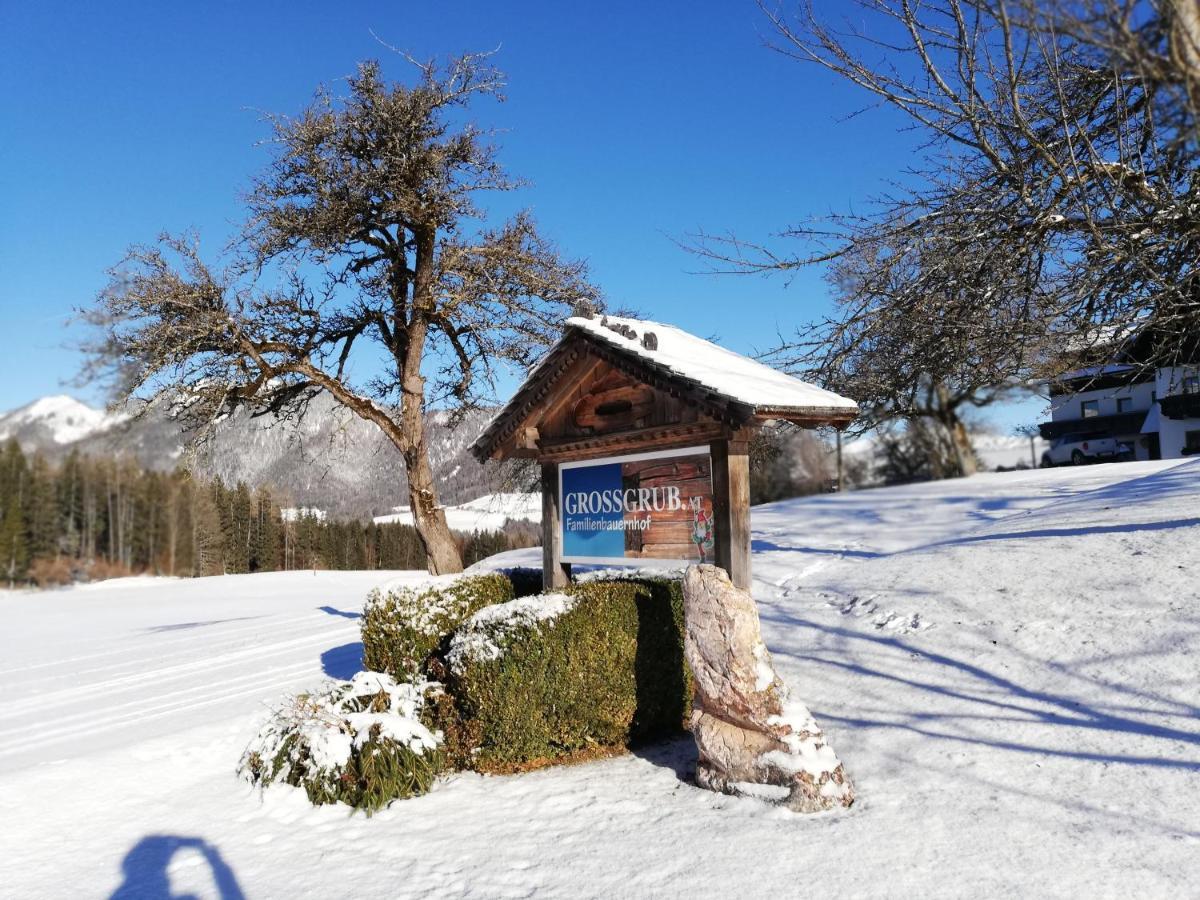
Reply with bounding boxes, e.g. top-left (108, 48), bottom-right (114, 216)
top-left (0, 394), bottom-right (523, 519)
top-left (0, 395), bottom-right (117, 447)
